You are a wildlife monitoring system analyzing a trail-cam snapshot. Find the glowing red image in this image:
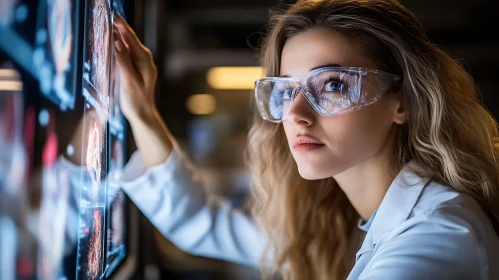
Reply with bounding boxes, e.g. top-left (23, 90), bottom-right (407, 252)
top-left (85, 120), bottom-right (103, 203)
top-left (87, 209), bottom-right (103, 279)
top-left (87, 0), bottom-right (111, 97)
